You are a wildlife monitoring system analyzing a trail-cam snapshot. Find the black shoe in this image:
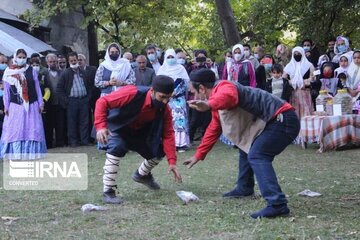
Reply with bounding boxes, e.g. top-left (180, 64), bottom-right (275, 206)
top-left (222, 188), bottom-right (254, 198)
top-left (102, 189), bottom-right (123, 204)
top-left (132, 170), bottom-right (160, 190)
top-left (250, 204), bottom-right (290, 219)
